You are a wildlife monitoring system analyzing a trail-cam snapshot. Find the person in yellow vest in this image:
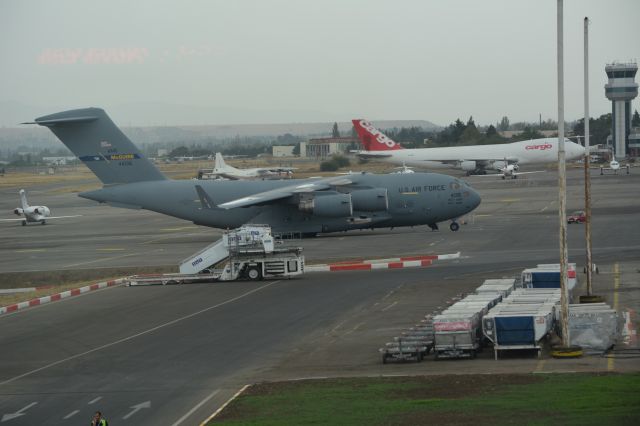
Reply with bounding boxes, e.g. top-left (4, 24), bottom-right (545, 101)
top-left (91, 411), bottom-right (108, 426)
